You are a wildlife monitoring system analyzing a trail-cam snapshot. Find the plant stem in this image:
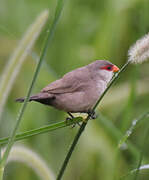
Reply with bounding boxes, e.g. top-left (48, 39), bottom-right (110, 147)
top-left (0, 114), bottom-right (145, 162)
top-left (0, 0), bottom-right (64, 170)
top-left (118, 111), bottom-right (149, 148)
top-left (56, 121), bottom-right (88, 180)
top-left (56, 61), bottom-right (130, 180)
